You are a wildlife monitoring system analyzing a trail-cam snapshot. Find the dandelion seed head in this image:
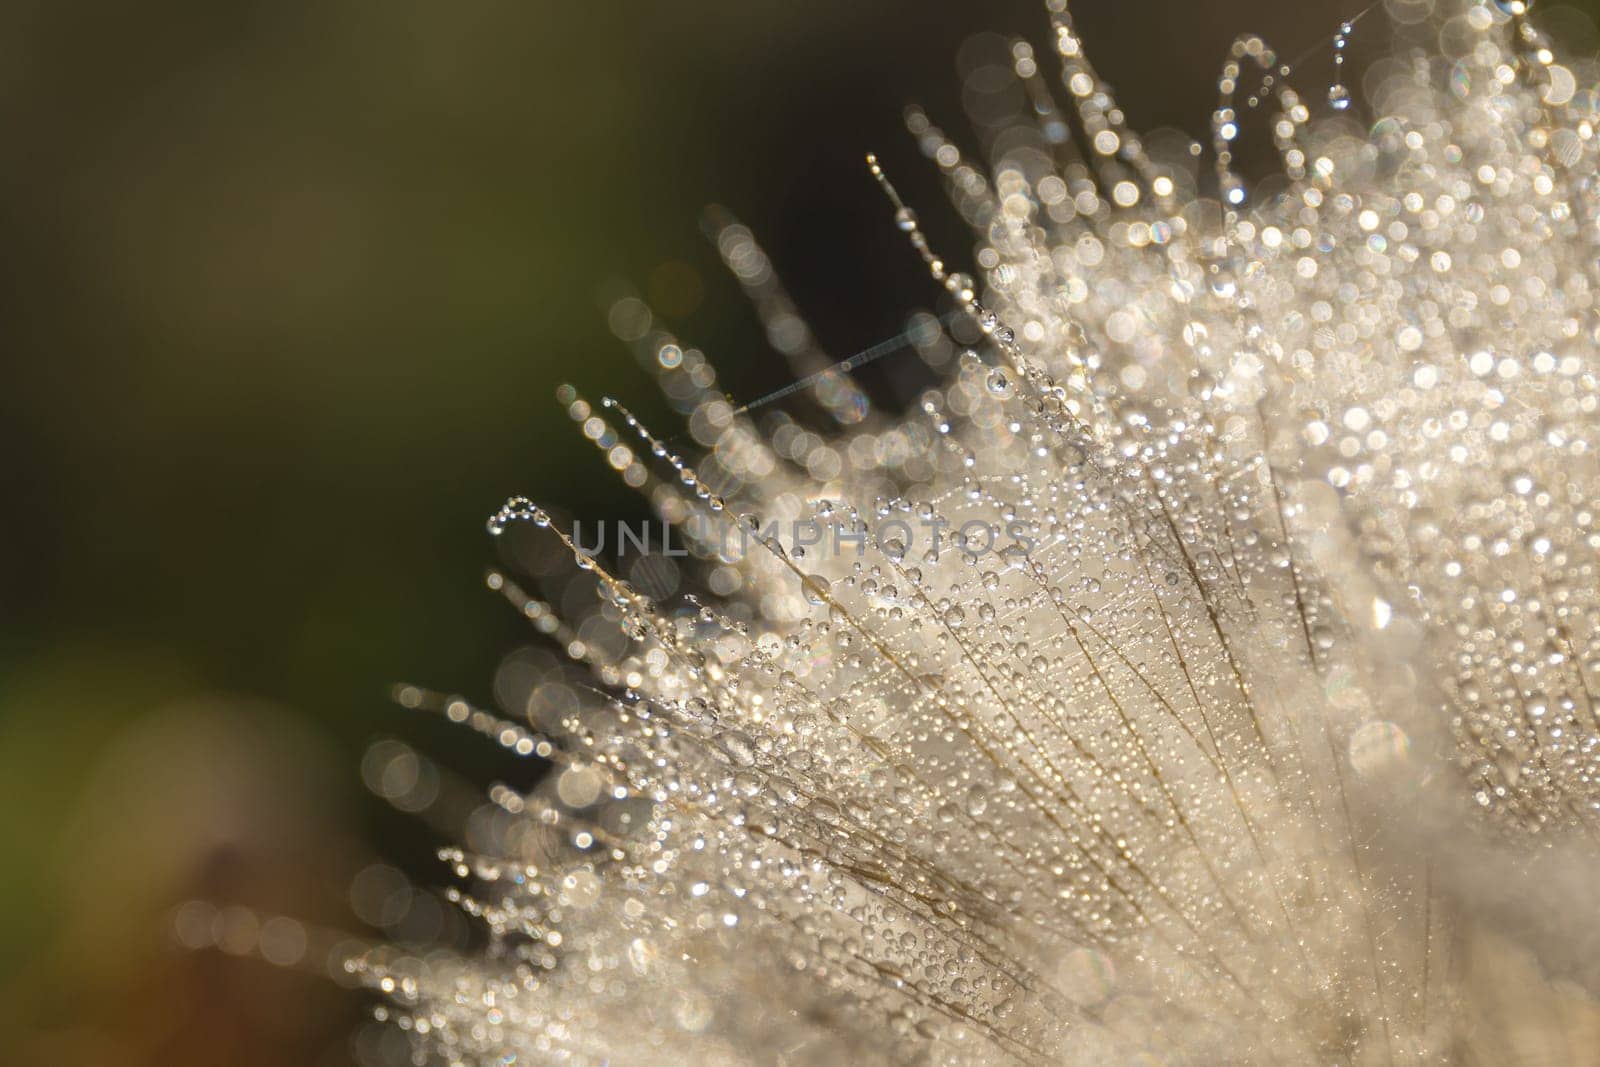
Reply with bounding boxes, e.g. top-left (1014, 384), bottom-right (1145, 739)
top-left (332, 2), bottom-right (1600, 1063)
